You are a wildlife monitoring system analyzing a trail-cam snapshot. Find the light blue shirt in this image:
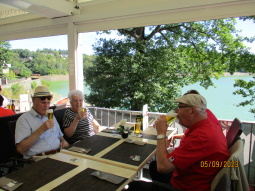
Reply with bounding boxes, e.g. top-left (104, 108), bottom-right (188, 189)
top-left (15, 108), bottom-right (64, 159)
